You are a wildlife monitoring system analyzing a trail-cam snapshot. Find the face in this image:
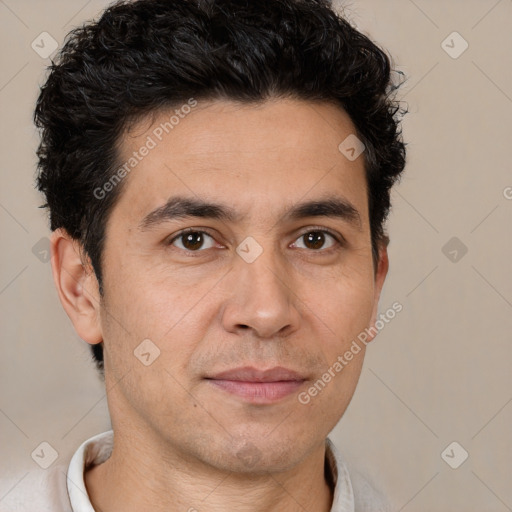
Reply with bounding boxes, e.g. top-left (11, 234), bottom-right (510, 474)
top-left (79, 98), bottom-right (387, 472)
